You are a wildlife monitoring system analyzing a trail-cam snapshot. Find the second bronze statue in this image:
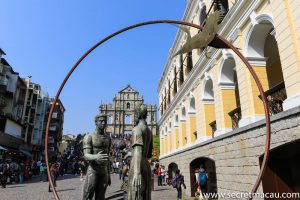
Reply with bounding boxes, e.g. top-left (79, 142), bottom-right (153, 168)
top-left (127, 103), bottom-right (153, 200)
